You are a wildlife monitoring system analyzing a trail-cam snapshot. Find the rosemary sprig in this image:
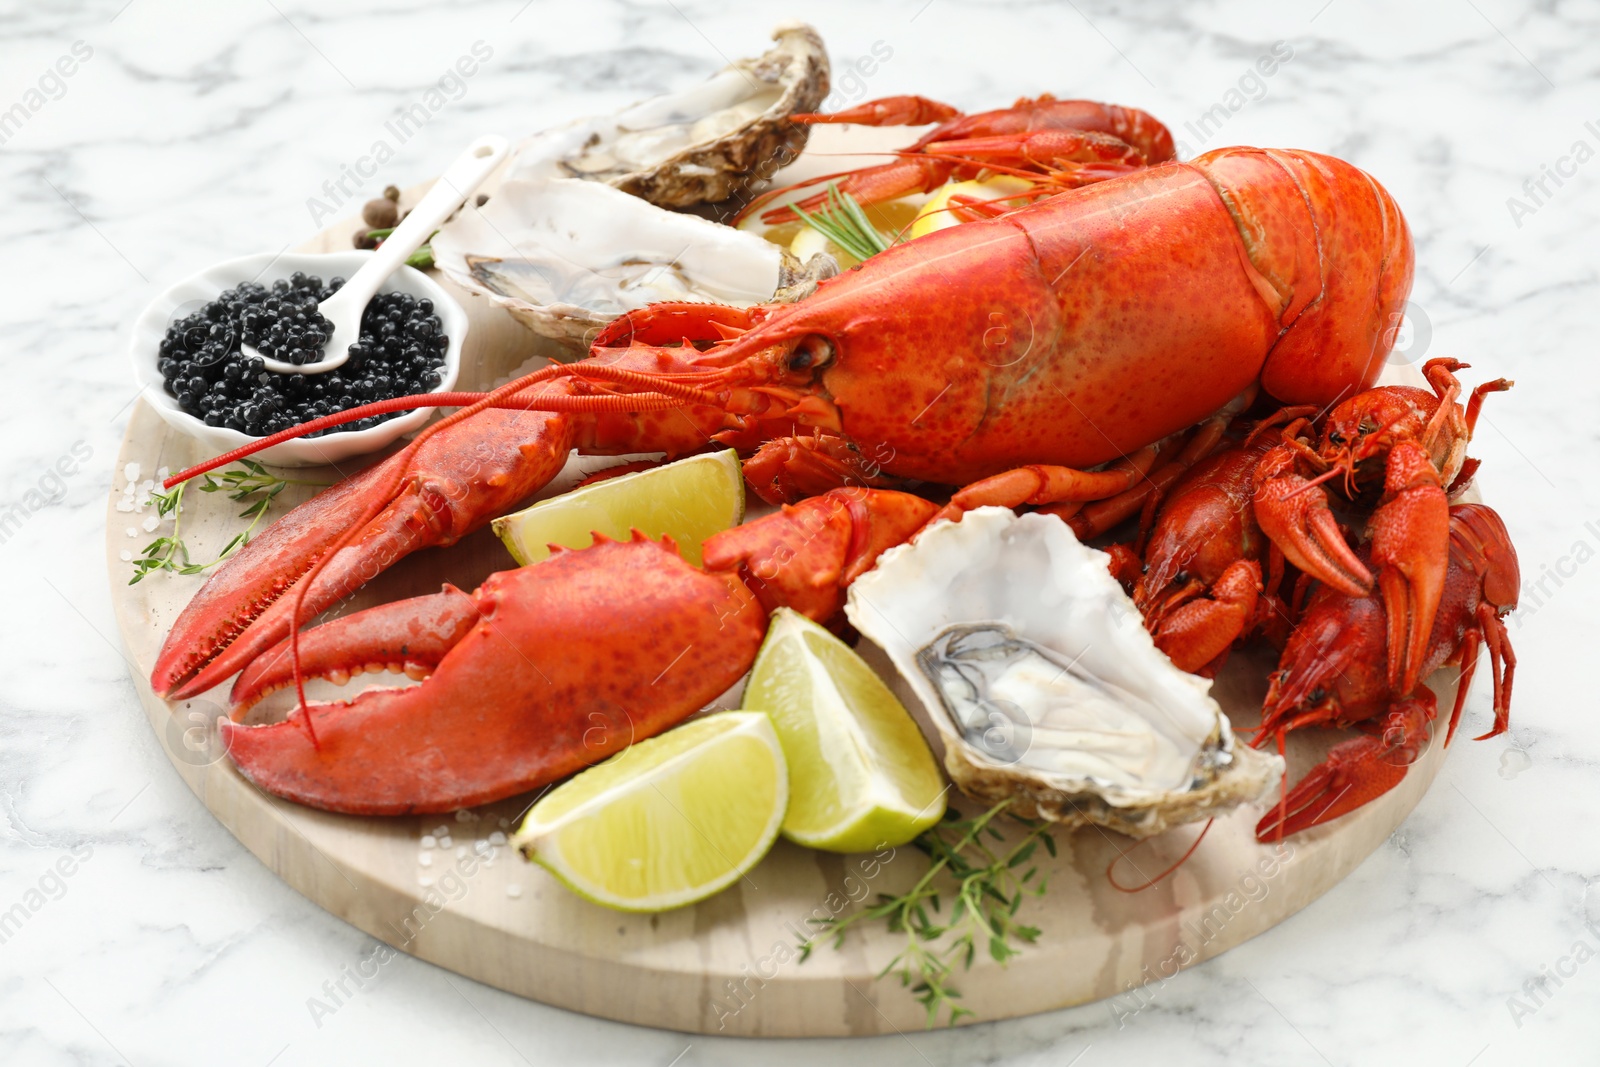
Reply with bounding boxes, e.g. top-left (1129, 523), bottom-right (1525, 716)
top-left (790, 184), bottom-right (898, 263)
top-left (799, 799), bottom-right (1056, 1026)
top-left (129, 460), bottom-right (324, 584)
